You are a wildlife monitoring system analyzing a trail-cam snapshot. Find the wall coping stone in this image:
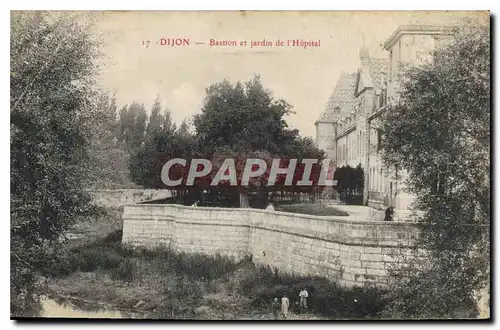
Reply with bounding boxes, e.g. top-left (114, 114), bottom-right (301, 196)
top-left (123, 203), bottom-right (418, 228)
